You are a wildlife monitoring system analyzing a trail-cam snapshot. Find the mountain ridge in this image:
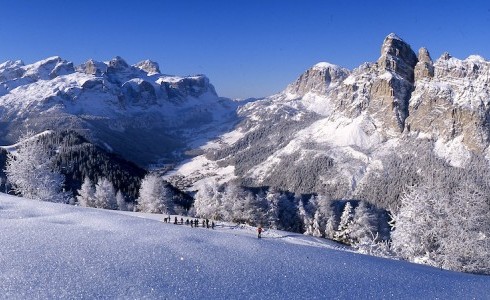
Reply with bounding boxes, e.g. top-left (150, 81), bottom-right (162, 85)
top-left (2, 33), bottom-right (490, 208)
